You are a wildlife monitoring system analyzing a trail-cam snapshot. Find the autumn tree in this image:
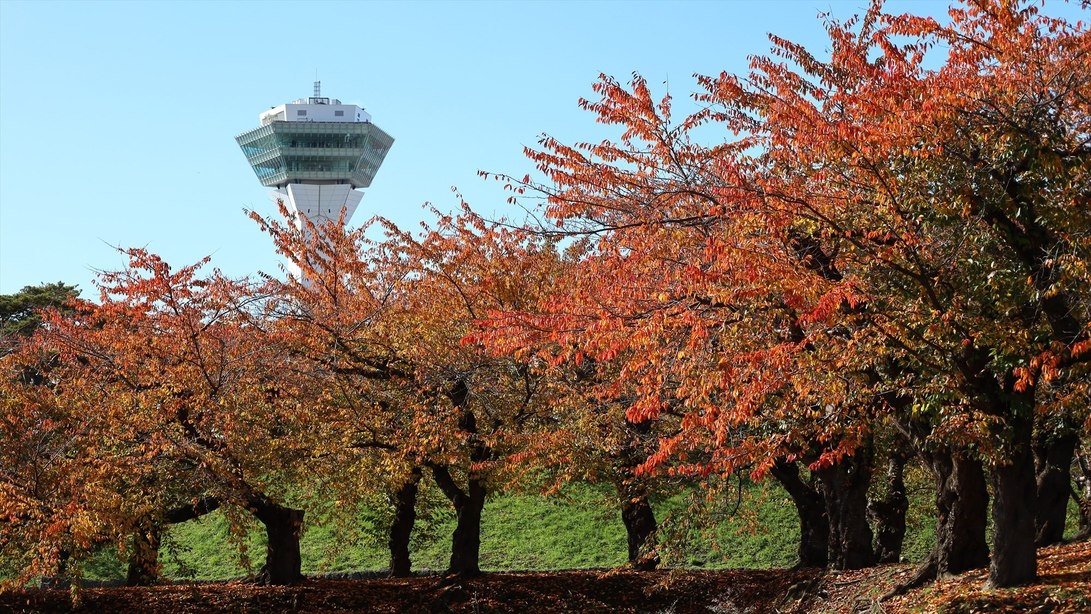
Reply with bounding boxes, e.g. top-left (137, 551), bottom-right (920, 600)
top-left (484, 67), bottom-right (883, 571)
top-left (471, 234), bottom-right (765, 571)
top-left (34, 250), bottom-right (316, 585)
top-left (0, 343), bottom-right (111, 587)
top-left (737, 0), bottom-right (1091, 587)
top-left (0, 282), bottom-right (159, 587)
top-left (473, 343), bottom-right (673, 570)
top-left (254, 201), bottom-right (562, 577)
top-left (487, 0), bottom-right (1089, 589)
